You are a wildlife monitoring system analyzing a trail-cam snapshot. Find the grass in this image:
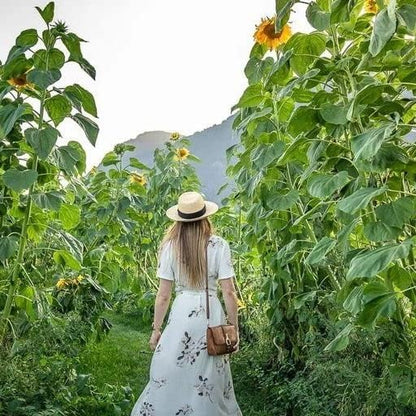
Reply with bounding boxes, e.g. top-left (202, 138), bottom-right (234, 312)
top-left (77, 309), bottom-right (271, 416)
